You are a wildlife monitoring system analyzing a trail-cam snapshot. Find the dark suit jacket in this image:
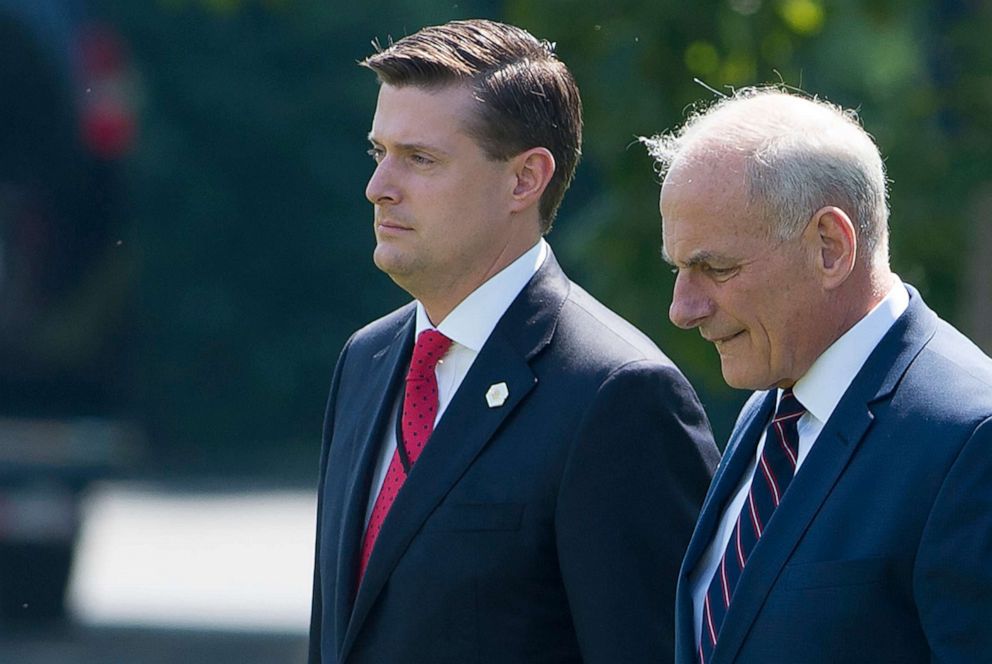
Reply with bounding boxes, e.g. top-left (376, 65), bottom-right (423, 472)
top-left (309, 252), bottom-right (719, 663)
top-left (675, 286), bottom-right (992, 663)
